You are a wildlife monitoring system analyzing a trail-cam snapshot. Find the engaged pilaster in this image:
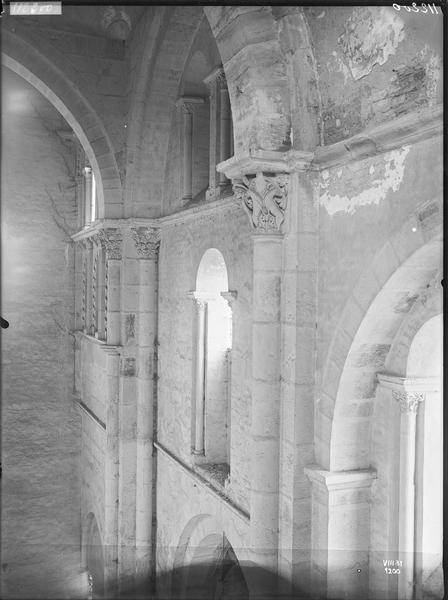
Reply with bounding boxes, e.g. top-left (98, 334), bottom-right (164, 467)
top-left (220, 155), bottom-right (289, 572)
top-left (176, 97), bottom-right (204, 203)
